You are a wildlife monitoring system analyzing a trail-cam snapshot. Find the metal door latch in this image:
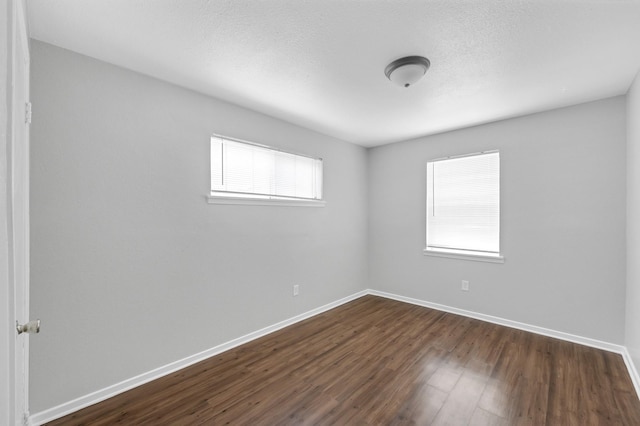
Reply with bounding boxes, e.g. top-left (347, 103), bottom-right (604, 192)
top-left (16, 319), bottom-right (40, 335)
